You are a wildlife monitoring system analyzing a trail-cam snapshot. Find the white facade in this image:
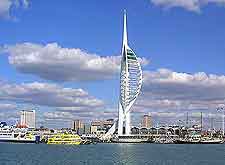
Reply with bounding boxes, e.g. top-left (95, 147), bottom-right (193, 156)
top-left (118, 11), bottom-right (143, 135)
top-left (20, 110), bottom-right (36, 128)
